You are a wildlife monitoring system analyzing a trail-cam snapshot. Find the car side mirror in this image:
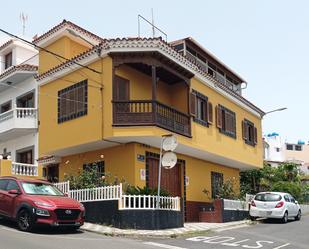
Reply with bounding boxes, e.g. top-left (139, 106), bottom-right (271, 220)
top-left (8, 189), bottom-right (20, 195)
top-left (295, 201), bottom-right (298, 204)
